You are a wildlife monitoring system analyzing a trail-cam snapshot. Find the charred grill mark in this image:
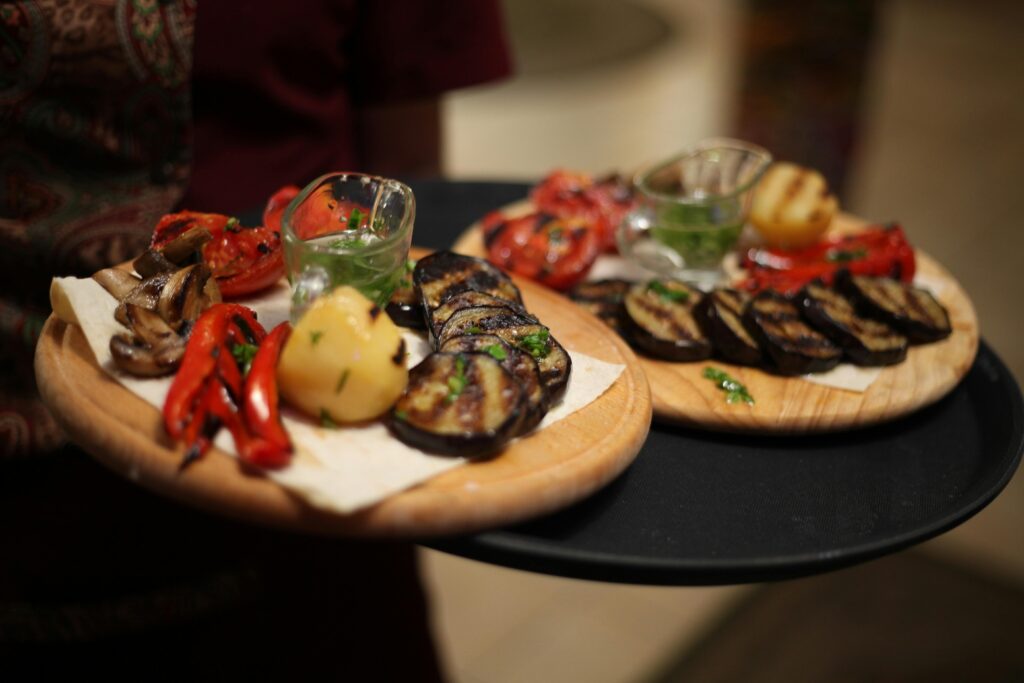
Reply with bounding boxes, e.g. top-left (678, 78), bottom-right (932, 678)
top-left (161, 218), bottom-right (192, 241)
top-left (391, 339), bottom-right (406, 365)
top-left (800, 283), bottom-right (907, 365)
top-left (783, 174), bottom-right (806, 198)
top-left (437, 307), bottom-right (536, 347)
top-left (534, 214), bottom-right (557, 233)
top-left (837, 272), bottom-right (950, 343)
top-left (694, 288), bottom-right (761, 366)
top-left (389, 353), bottom-right (525, 456)
top-left (633, 295), bottom-right (697, 341)
top-left (429, 291), bottom-right (535, 340)
top-left (416, 252), bottom-right (523, 312)
top-left (448, 270), bottom-right (497, 297)
top-left (623, 281), bottom-right (711, 362)
top-left (482, 221), bottom-right (506, 249)
top-left (745, 291), bottom-right (840, 374)
top-left (438, 333), bottom-right (546, 427)
top-left (457, 360), bottom-right (484, 428)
